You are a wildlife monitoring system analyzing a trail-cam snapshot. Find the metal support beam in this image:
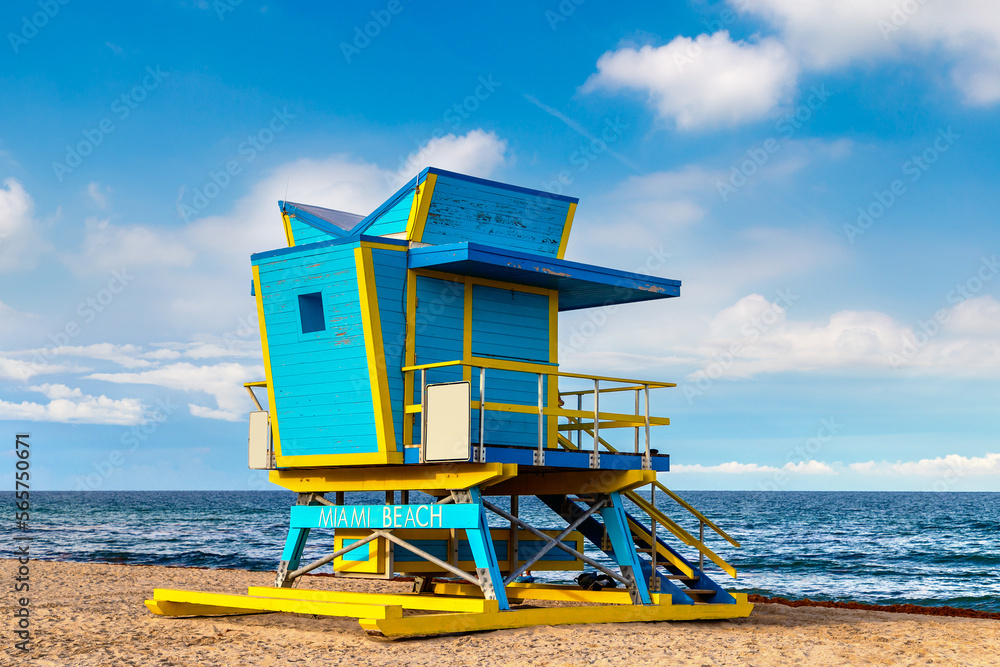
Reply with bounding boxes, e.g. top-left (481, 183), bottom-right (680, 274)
top-left (502, 498), bottom-right (605, 585)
